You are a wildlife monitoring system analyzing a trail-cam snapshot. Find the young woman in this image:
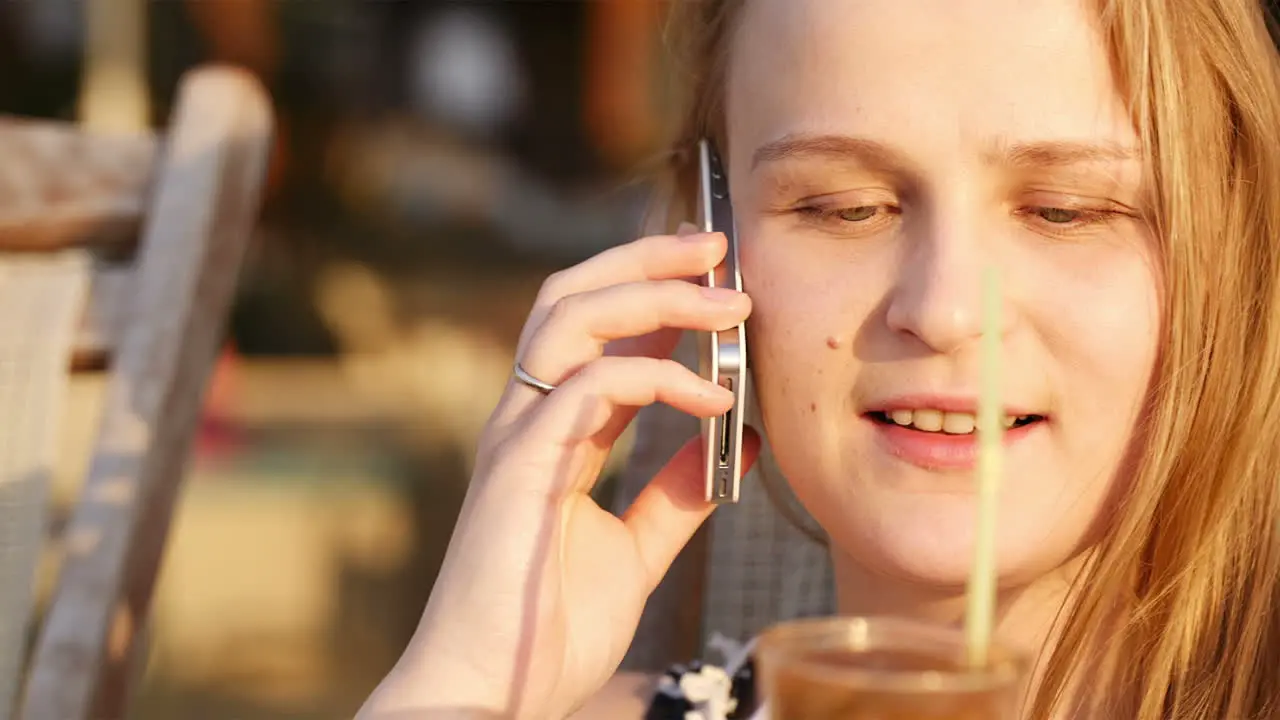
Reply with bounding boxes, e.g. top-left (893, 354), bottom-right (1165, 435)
top-left (357, 0), bottom-right (1280, 717)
